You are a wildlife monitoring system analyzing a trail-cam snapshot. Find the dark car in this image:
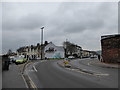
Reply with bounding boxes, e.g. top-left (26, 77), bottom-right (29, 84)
top-left (9, 57), bottom-right (16, 63)
top-left (2, 55), bottom-right (10, 70)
